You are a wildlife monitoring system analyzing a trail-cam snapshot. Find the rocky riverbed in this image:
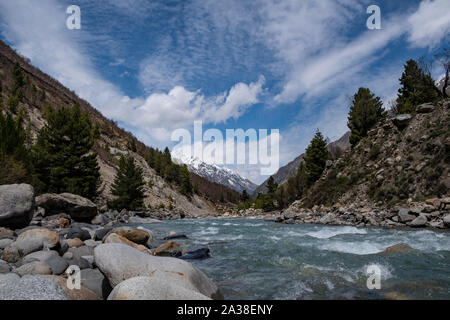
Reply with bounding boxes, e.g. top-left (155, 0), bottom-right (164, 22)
top-left (0, 184), bottom-right (221, 300)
